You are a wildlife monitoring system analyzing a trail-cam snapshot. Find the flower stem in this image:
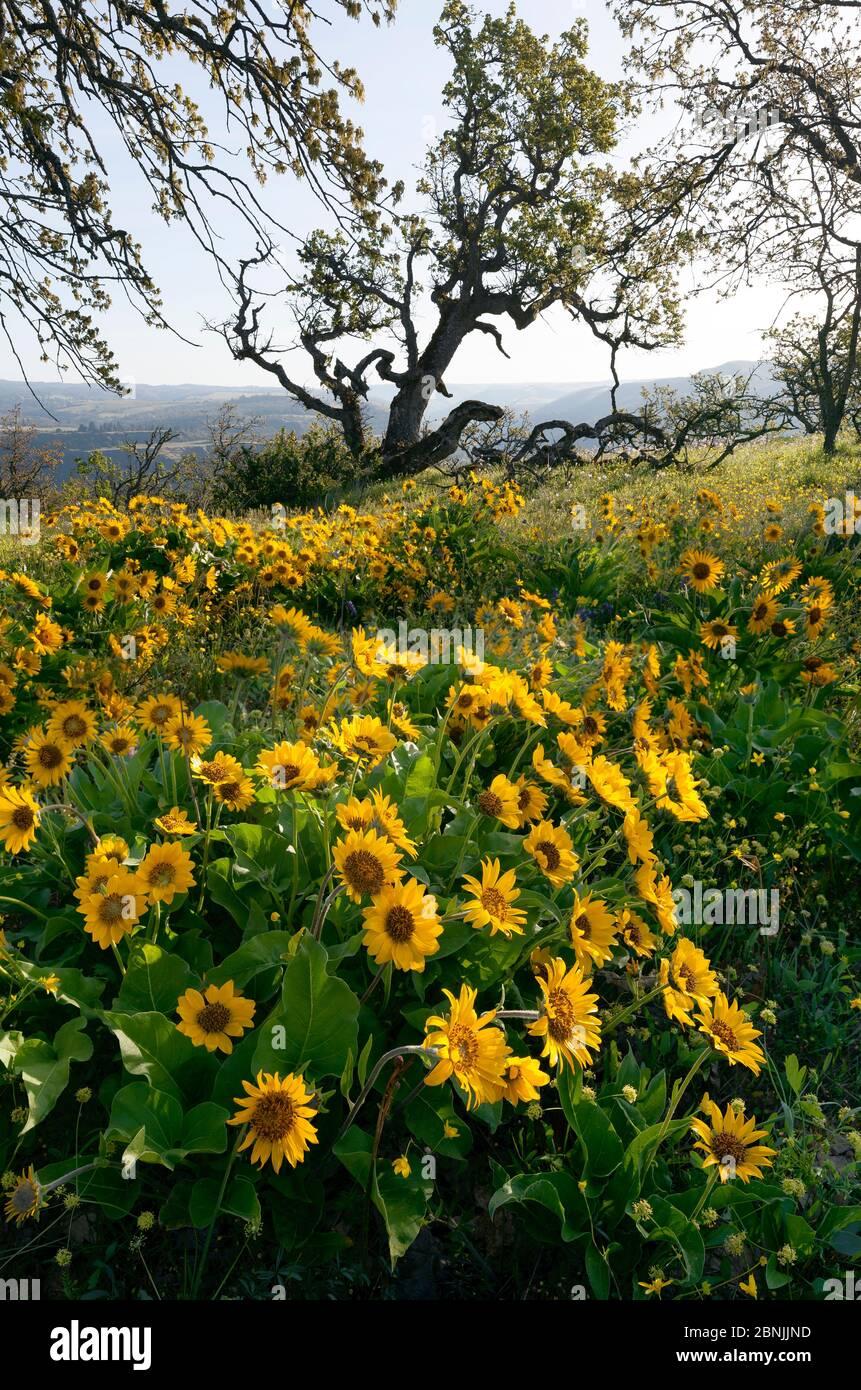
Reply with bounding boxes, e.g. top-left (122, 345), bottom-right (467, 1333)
top-left (191, 1129), bottom-right (243, 1299)
top-left (335, 1045), bottom-right (436, 1144)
